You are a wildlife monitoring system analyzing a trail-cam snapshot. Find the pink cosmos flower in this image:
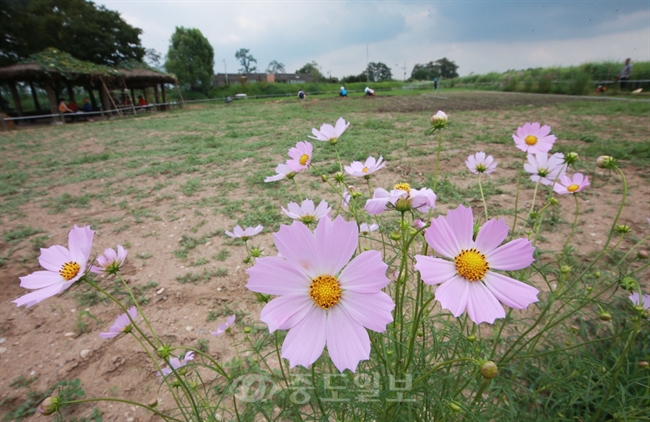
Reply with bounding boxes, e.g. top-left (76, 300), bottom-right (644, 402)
top-left (413, 219), bottom-right (426, 230)
top-left (414, 205), bottom-right (539, 324)
top-left (246, 216), bottom-right (394, 372)
top-left (212, 315), bottom-right (236, 336)
top-left (226, 225), bottom-right (263, 240)
top-left (513, 122), bottom-right (556, 154)
top-left (359, 223), bottom-right (379, 234)
top-left (629, 292), bottom-right (650, 320)
top-left (524, 152), bottom-right (566, 185)
top-left (466, 152), bottom-right (497, 175)
top-left (553, 173), bottom-right (590, 195)
top-left (282, 199), bottom-right (331, 224)
top-left (99, 306), bottom-right (137, 339)
top-left (265, 164), bottom-right (295, 183)
top-left (286, 141), bottom-right (313, 172)
top-left (157, 351), bottom-right (195, 378)
top-left (341, 187), bottom-right (354, 210)
top-left (91, 245), bottom-right (127, 275)
top-left (365, 183), bottom-right (436, 215)
top-left (13, 225), bottom-right (94, 308)
top-left (344, 156), bottom-right (385, 178)
top-left (308, 117), bottom-right (350, 144)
